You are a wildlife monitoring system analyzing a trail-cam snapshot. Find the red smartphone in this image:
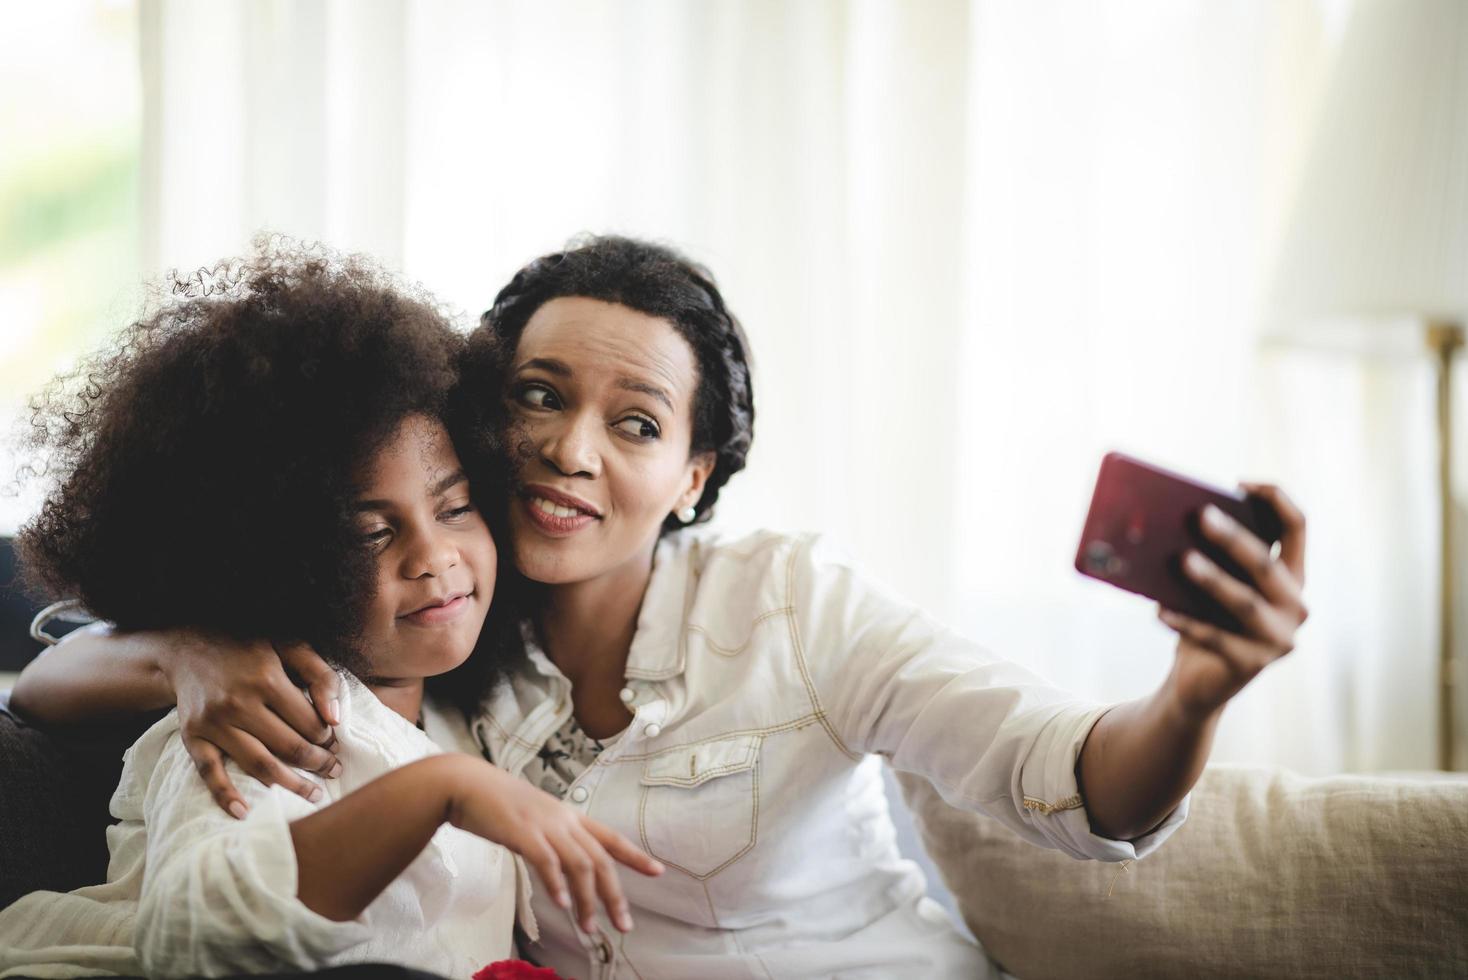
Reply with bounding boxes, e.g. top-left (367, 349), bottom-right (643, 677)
top-left (1074, 452), bottom-right (1284, 631)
